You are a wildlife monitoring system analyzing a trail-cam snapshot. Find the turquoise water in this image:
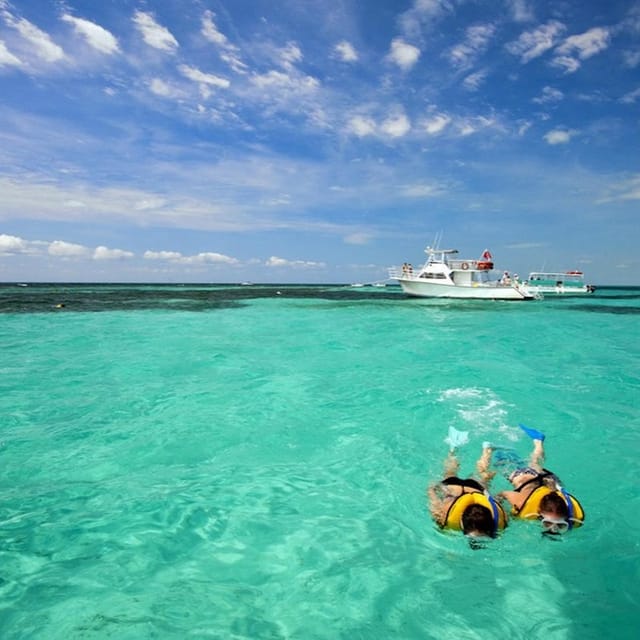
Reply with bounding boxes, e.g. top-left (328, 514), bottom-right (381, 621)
top-left (1, 284), bottom-right (639, 639)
